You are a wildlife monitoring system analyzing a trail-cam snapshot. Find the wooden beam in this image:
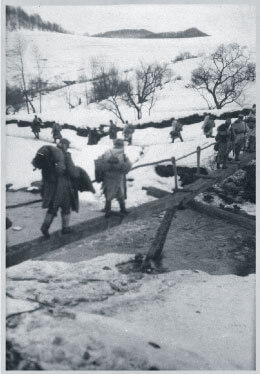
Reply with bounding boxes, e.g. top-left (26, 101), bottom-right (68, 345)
top-left (188, 200), bottom-right (255, 232)
top-left (143, 205), bottom-right (178, 266)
